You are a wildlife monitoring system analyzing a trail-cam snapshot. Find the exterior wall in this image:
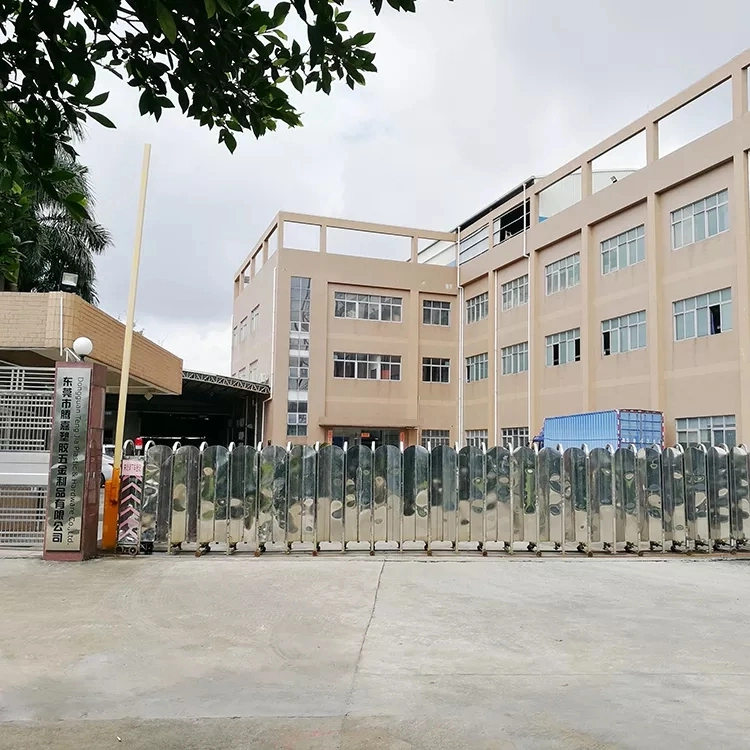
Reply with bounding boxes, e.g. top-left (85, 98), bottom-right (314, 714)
top-left (0, 292), bottom-right (183, 394)
top-left (233, 49), bottom-right (750, 448)
top-left (232, 217), bottom-right (457, 446)
top-left (459, 49), bottom-right (750, 446)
